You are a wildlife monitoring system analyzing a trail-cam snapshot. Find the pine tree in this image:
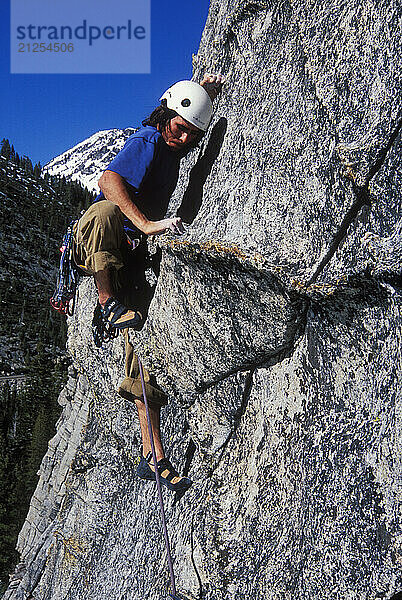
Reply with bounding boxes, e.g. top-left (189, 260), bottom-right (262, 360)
top-left (21, 156), bottom-right (33, 174)
top-left (0, 139), bottom-right (11, 160)
top-left (33, 162), bottom-right (41, 179)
